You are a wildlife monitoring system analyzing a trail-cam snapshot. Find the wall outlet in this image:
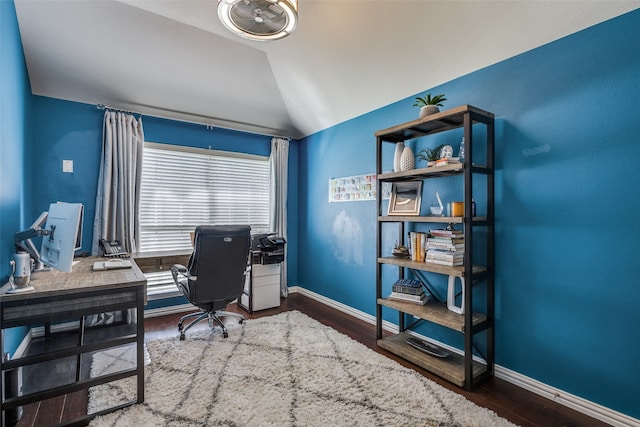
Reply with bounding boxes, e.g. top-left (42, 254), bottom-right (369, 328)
top-left (63, 160), bottom-right (73, 173)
